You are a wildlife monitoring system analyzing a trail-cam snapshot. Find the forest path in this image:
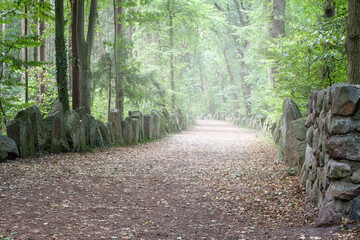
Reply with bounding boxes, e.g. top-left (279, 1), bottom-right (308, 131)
top-left (0, 120), bottom-right (343, 239)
